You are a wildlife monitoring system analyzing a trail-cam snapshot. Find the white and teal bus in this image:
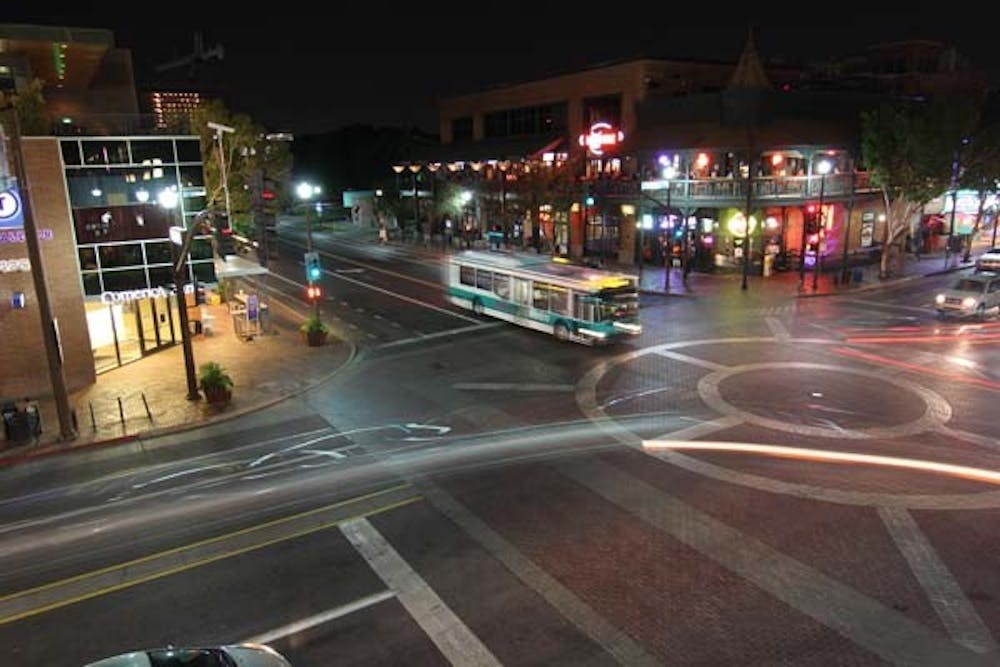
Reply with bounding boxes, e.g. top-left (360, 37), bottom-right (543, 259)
top-left (446, 251), bottom-right (642, 344)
